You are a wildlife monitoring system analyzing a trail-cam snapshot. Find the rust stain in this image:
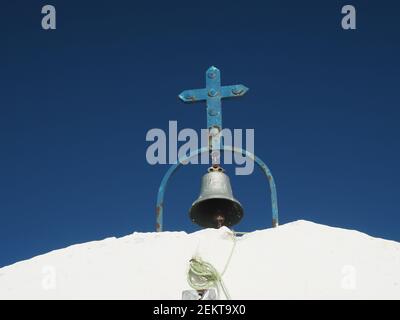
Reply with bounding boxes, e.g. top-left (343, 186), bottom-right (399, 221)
top-left (156, 205), bottom-right (162, 217)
